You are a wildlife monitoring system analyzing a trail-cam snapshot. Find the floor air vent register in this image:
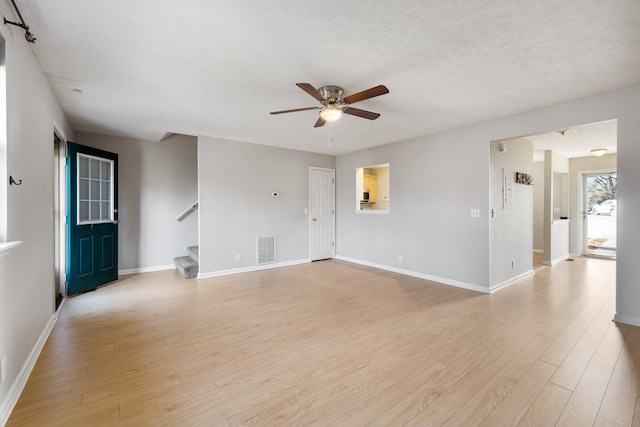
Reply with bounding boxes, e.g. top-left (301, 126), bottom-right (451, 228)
top-left (257, 235), bottom-right (276, 265)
